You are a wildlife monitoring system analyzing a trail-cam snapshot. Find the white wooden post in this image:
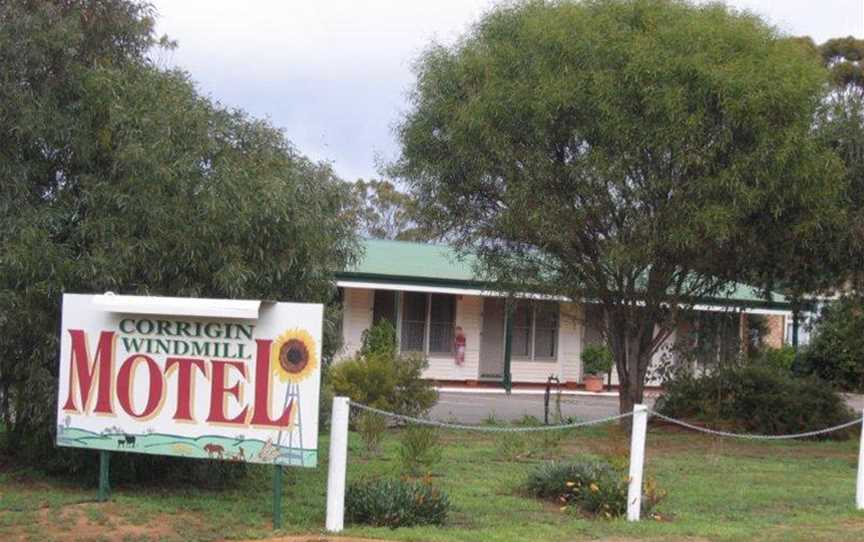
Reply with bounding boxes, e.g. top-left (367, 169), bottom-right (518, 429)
top-left (627, 403), bottom-right (648, 522)
top-left (857, 408), bottom-right (864, 510)
top-left (326, 396), bottom-right (350, 532)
